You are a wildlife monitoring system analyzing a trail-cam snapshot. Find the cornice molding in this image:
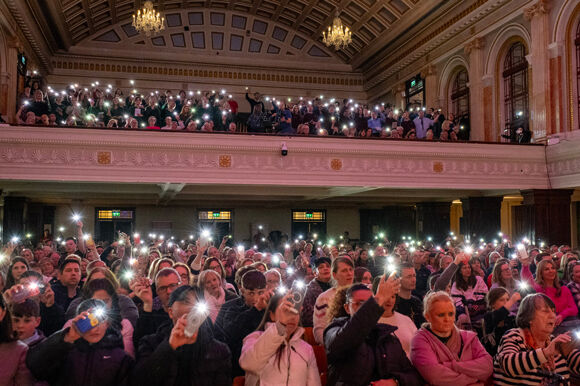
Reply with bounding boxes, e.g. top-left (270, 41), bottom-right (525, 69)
top-left (0, 126), bottom-right (549, 191)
